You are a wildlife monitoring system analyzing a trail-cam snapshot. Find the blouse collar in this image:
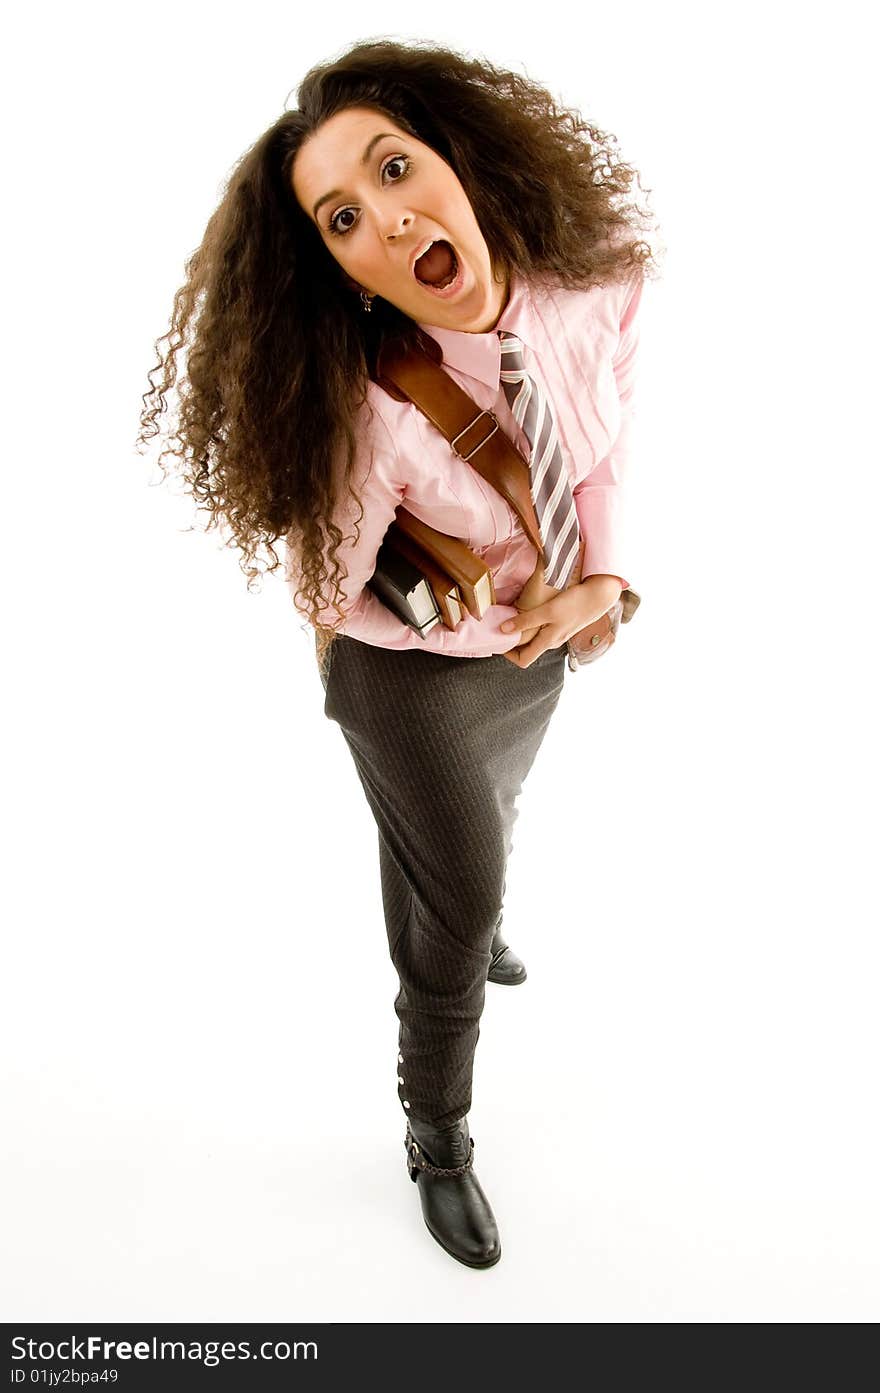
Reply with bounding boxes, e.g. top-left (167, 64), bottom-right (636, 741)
top-left (416, 270), bottom-right (535, 391)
